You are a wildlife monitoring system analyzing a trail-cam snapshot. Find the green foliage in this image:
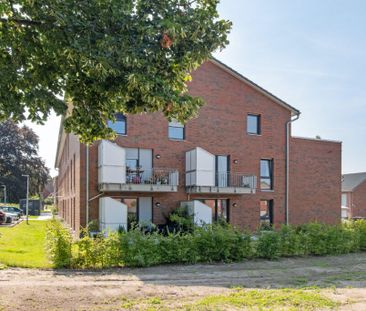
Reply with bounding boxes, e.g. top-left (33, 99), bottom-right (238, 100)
top-left (0, 0), bottom-right (232, 143)
top-left (168, 206), bottom-right (194, 232)
top-left (119, 229), bottom-right (162, 267)
top-left (279, 225), bottom-right (304, 256)
top-left (72, 230), bottom-right (121, 268)
top-left (46, 220), bottom-right (366, 269)
top-left (352, 220), bottom-right (366, 250)
top-left (255, 231), bottom-right (281, 259)
top-left (0, 121), bottom-right (49, 203)
top-left (45, 219), bottom-right (72, 268)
